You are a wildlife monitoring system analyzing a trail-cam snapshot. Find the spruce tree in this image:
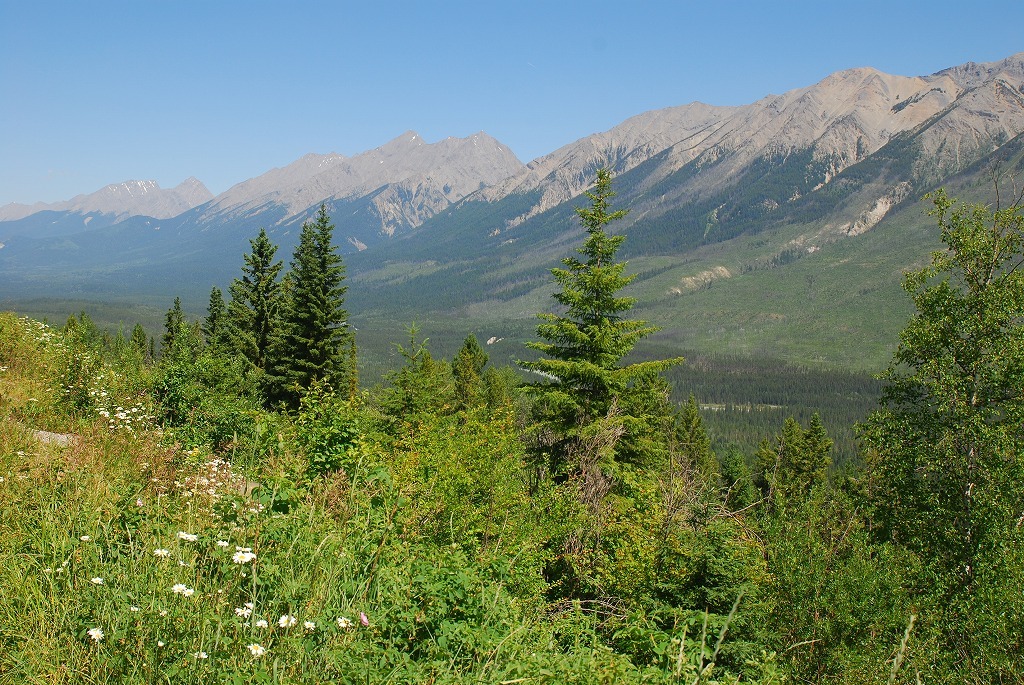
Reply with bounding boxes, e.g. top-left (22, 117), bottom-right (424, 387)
top-left (452, 333), bottom-right (488, 409)
top-left (130, 323), bottom-right (149, 361)
top-left (269, 205), bottom-right (351, 406)
top-left (754, 414), bottom-right (832, 502)
top-left (522, 169), bottom-right (683, 478)
top-left (202, 286), bottom-right (227, 348)
top-left (226, 228), bottom-right (283, 372)
top-left (161, 296), bottom-right (185, 356)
